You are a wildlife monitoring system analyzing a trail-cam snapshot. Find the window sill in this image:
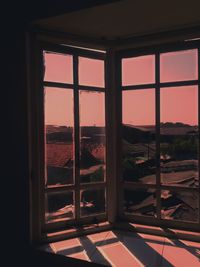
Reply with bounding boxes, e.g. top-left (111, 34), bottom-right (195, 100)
top-left (41, 221), bottom-right (112, 244)
top-left (113, 222), bottom-right (200, 242)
